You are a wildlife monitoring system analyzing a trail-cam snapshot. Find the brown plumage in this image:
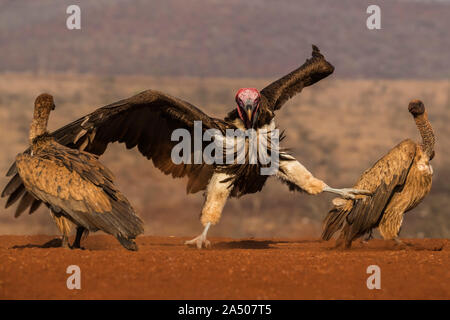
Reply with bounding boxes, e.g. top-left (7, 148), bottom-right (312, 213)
top-left (3, 45), bottom-right (334, 214)
top-left (4, 46), bottom-right (365, 248)
top-left (10, 94), bottom-right (144, 250)
top-left (322, 100), bottom-right (435, 248)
